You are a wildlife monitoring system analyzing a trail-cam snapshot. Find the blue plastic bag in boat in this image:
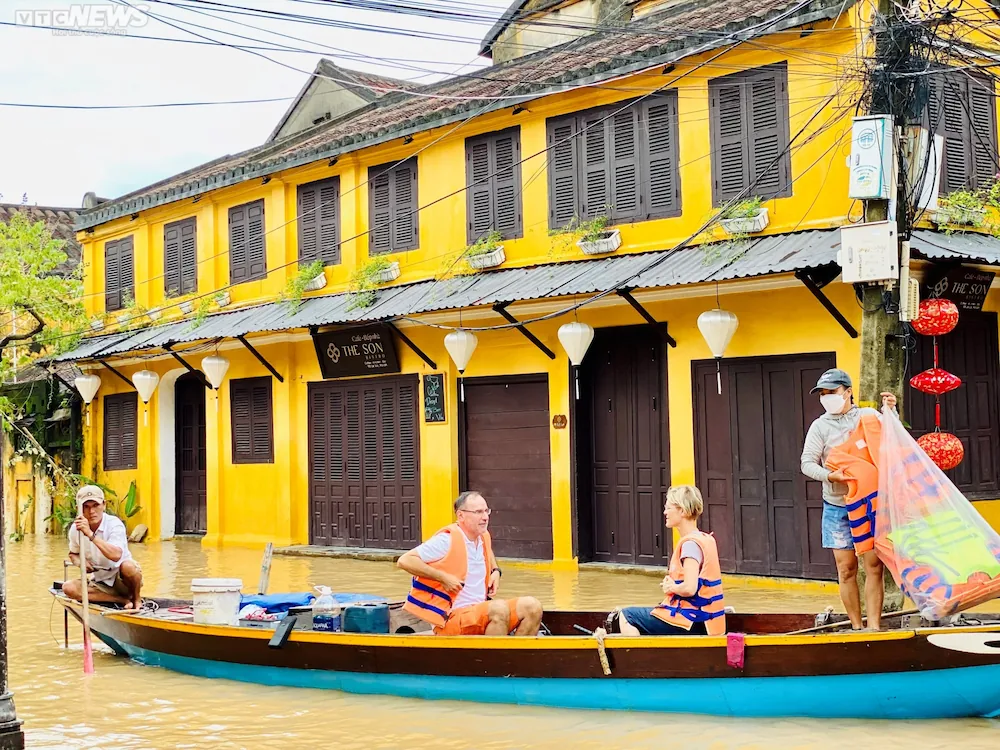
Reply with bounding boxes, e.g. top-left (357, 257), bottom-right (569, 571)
top-left (239, 592), bottom-right (387, 614)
